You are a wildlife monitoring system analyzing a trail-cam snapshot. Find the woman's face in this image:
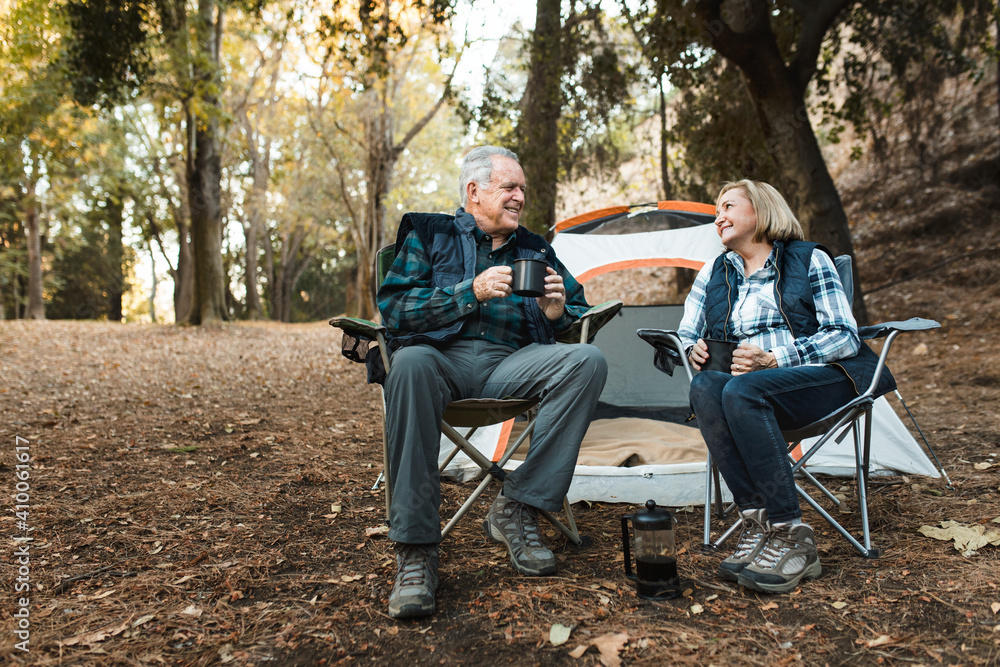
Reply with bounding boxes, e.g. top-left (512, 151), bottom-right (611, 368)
top-left (715, 188), bottom-right (757, 249)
